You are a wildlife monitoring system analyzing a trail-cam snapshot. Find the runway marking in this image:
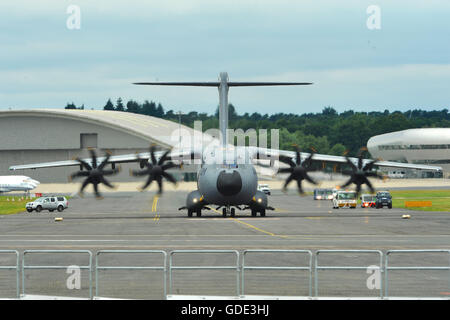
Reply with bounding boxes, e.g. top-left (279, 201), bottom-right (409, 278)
top-left (229, 218), bottom-right (289, 239)
top-left (209, 208), bottom-right (288, 239)
top-left (151, 195), bottom-right (160, 222)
